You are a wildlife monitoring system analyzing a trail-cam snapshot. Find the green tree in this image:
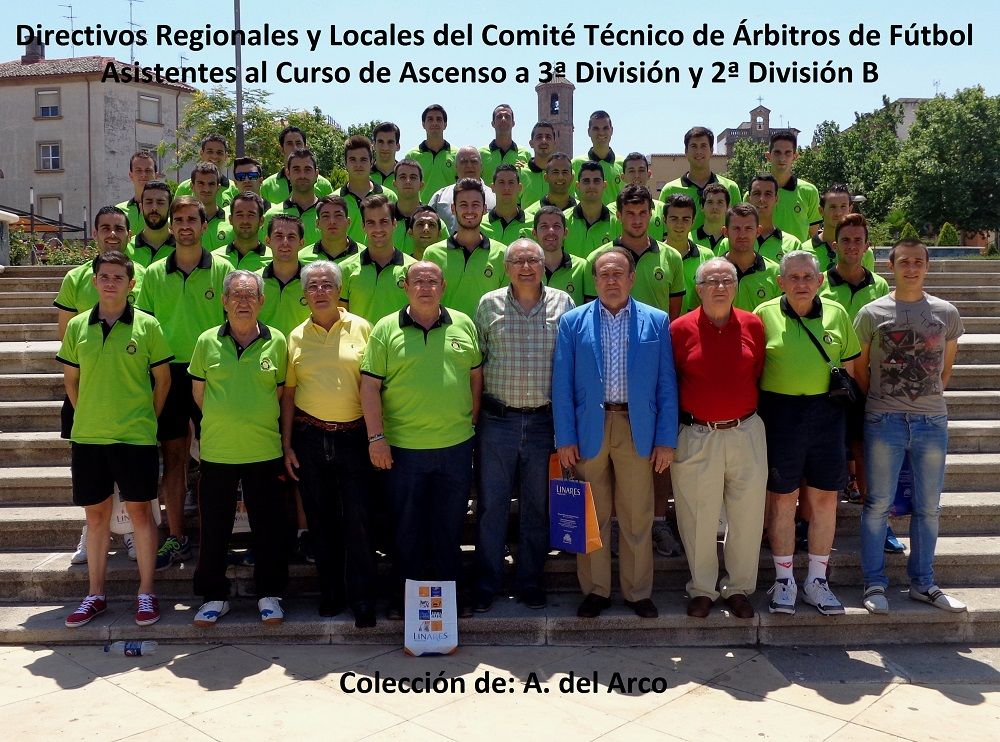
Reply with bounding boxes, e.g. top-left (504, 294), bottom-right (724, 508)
top-left (937, 222), bottom-right (960, 246)
top-left (347, 120), bottom-right (384, 141)
top-left (724, 138), bottom-right (767, 194)
top-left (794, 120), bottom-right (848, 194)
top-left (896, 86), bottom-right (1000, 232)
